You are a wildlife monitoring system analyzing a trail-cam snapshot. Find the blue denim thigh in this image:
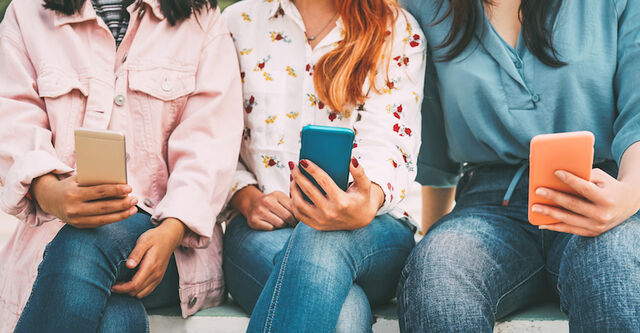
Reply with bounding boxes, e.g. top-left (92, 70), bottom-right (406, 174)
top-left (248, 214), bottom-right (415, 333)
top-left (545, 212), bottom-right (640, 332)
top-left (15, 213), bottom-right (179, 333)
